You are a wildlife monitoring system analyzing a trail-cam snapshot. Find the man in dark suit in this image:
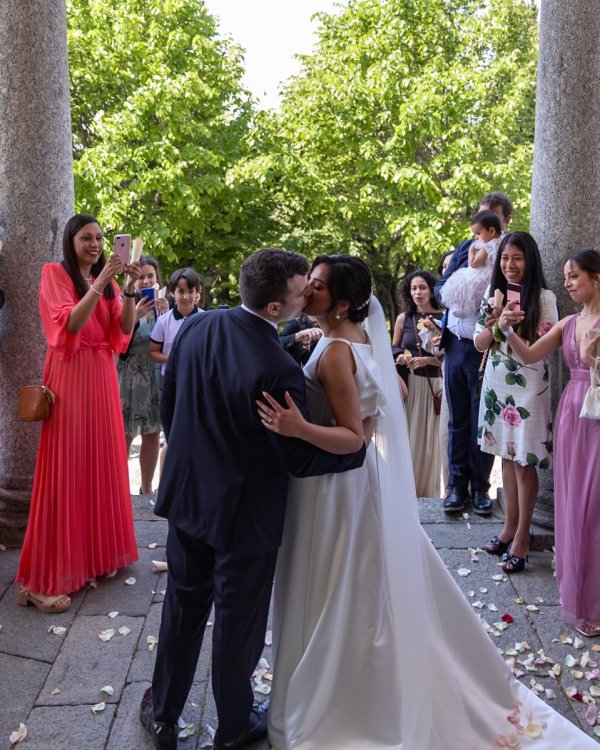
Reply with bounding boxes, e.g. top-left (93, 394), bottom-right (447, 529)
top-left (435, 192), bottom-right (512, 515)
top-left (140, 248), bottom-right (367, 750)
